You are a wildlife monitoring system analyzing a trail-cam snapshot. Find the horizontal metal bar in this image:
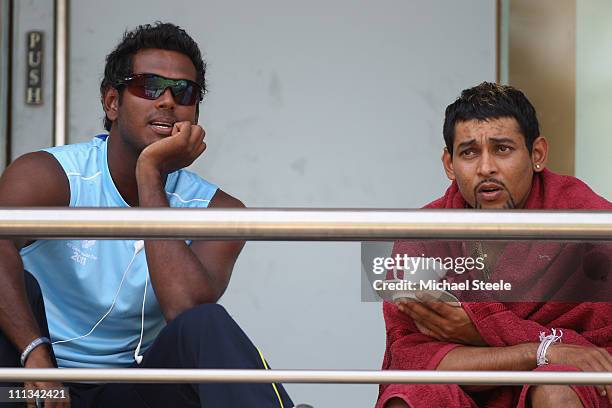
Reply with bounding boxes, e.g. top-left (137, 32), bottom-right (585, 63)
top-left (0, 369), bottom-right (611, 385)
top-left (0, 208), bottom-right (610, 241)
